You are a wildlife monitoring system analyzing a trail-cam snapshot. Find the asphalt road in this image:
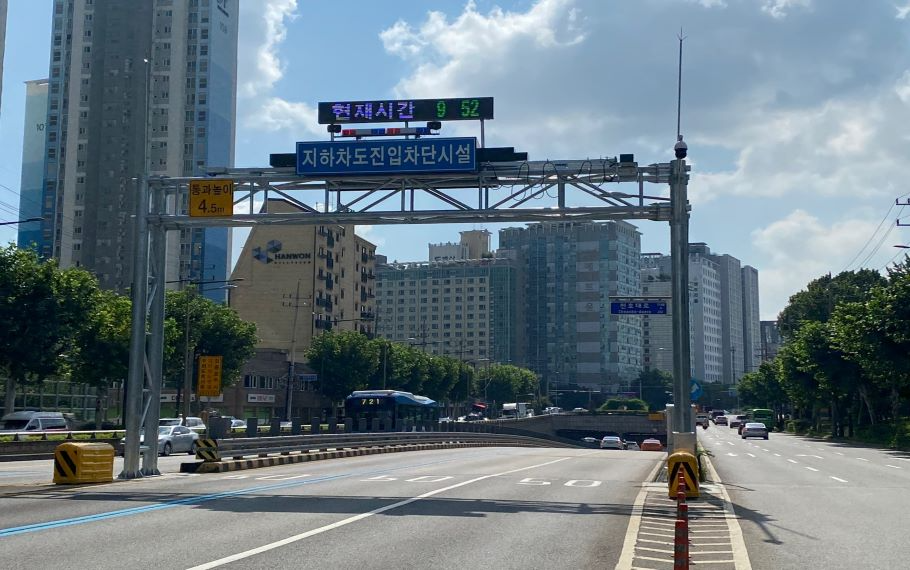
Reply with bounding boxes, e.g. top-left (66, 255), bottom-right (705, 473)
top-left (0, 454), bottom-right (192, 487)
top-left (1, 446), bottom-right (661, 570)
top-left (700, 424), bottom-right (910, 570)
